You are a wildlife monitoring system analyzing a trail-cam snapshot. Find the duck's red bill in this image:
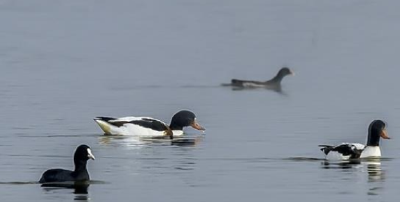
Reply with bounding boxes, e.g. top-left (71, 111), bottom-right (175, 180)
top-left (380, 129), bottom-right (390, 139)
top-left (191, 120), bottom-right (205, 131)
